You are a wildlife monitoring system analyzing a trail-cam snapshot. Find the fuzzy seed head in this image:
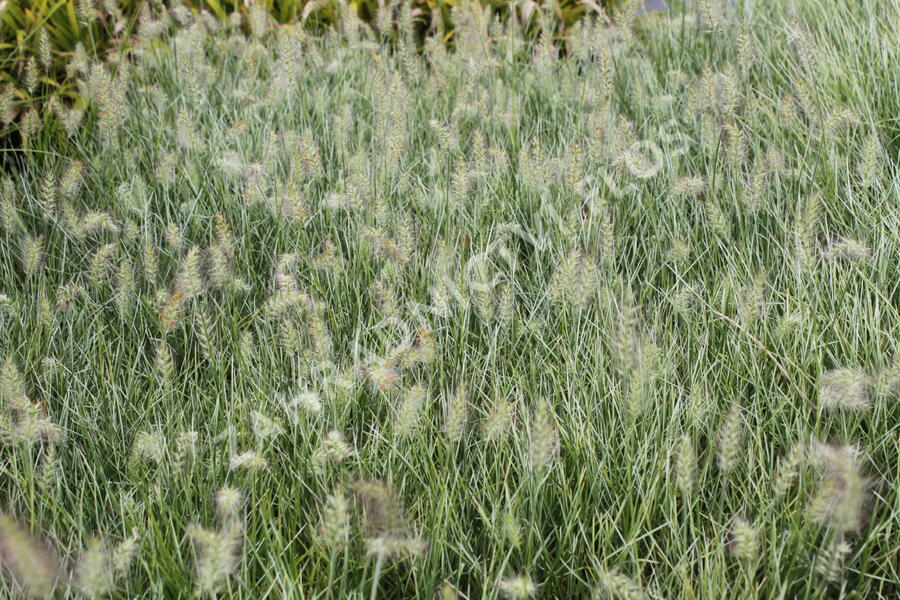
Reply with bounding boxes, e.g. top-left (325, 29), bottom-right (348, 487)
top-left (528, 399), bottom-right (559, 471)
top-left (173, 430), bottom-right (198, 472)
top-left (730, 516), bottom-right (760, 563)
top-left (772, 439), bottom-right (808, 499)
top-left (675, 433), bottom-right (696, 498)
top-left (291, 391), bottom-right (322, 415)
top-left (130, 430), bottom-right (165, 466)
top-left (20, 234), bottom-right (44, 278)
top-left (318, 488), bottom-right (352, 549)
top-left (395, 385), bottom-right (426, 438)
top-left (815, 537), bottom-right (852, 583)
top-left (807, 443), bottom-right (868, 533)
top-left (717, 403), bottom-right (744, 474)
top-left (857, 132), bottom-right (883, 187)
top-left (350, 479), bottom-right (407, 535)
top-left (364, 534), bottom-right (428, 560)
top-left (593, 568), bottom-right (647, 600)
top-left (366, 357), bottom-right (400, 391)
top-left (444, 384), bottom-right (469, 444)
top-left (819, 368), bottom-right (869, 411)
top-left (187, 518), bottom-right (243, 597)
top-left (112, 531), bottom-right (141, 576)
top-left (825, 238), bottom-right (870, 263)
top-left (251, 411), bottom-right (284, 443)
top-left (75, 538), bottom-right (116, 597)
top-left (313, 430), bottom-right (356, 470)
top-left (483, 399), bottom-right (516, 441)
top-left (154, 342), bottom-right (175, 386)
top-left (0, 514), bottom-right (59, 598)
top-left (671, 175), bottom-right (706, 198)
top-left (215, 487), bottom-right (244, 519)
top-left (498, 574), bottom-right (538, 599)
top-left (229, 450), bottom-right (267, 472)
top-left (501, 509), bottom-right (521, 549)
